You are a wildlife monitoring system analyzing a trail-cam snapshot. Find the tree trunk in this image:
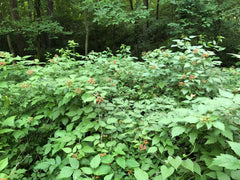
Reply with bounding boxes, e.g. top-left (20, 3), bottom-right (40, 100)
top-left (34, 0), bottom-right (41, 60)
top-left (129, 0), bottom-right (134, 10)
top-left (6, 34), bottom-right (14, 56)
top-left (156, 0), bottom-right (160, 20)
top-left (142, 0), bottom-right (149, 52)
top-left (84, 9), bottom-right (89, 57)
top-left (47, 0), bottom-right (54, 49)
top-left (47, 0), bottom-right (53, 16)
top-left (9, 0), bottom-right (25, 56)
